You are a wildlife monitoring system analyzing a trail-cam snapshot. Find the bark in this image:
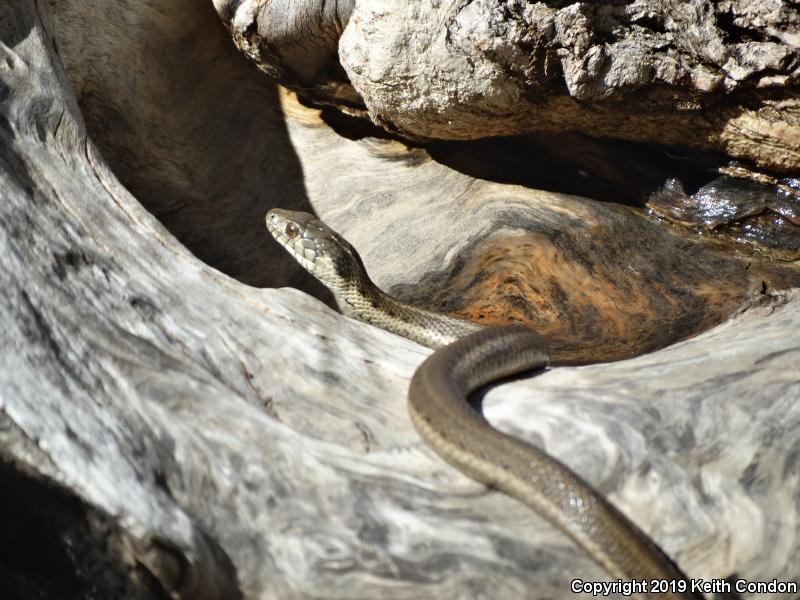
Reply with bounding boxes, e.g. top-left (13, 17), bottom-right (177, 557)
top-left (221, 0), bottom-right (800, 173)
top-left (1, 0), bottom-right (800, 599)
